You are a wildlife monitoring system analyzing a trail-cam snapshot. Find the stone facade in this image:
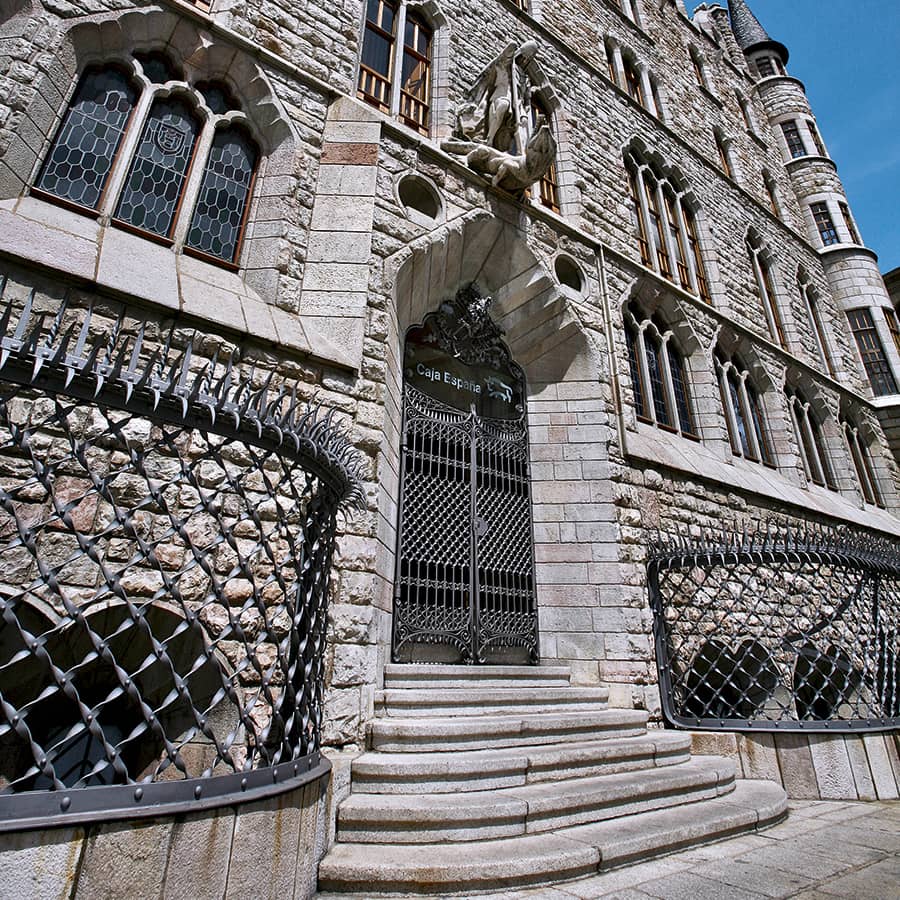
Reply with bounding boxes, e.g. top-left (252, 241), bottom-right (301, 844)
top-left (0, 0), bottom-right (899, 889)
